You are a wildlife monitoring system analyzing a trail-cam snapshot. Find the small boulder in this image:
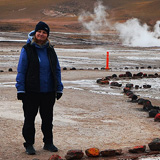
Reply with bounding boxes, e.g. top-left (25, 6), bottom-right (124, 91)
top-left (48, 155), bottom-right (63, 160)
top-left (135, 85), bottom-right (139, 89)
top-left (126, 83), bottom-right (134, 88)
top-left (126, 71), bottom-right (132, 77)
top-left (143, 100), bottom-right (153, 111)
top-left (85, 148), bottom-right (100, 157)
top-left (65, 150), bottom-right (84, 160)
top-left (154, 113), bottom-right (160, 122)
top-left (138, 98), bottom-right (146, 105)
top-left (110, 82), bottom-right (122, 87)
top-left (8, 68), bottom-right (13, 72)
top-left (149, 109), bottom-right (159, 118)
top-left (112, 74), bottom-right (117, 78)
top-left (143, 85), bottom-right (151, 88)
top-left (119, 74), bottom-right (126, 78)
top-left (123, 87), bottom-right (131, 93)
top-left (128, 145), bottom-right (146, 153)
top-left (148, 138), bottom-right (160, 151)
top-left (70, 67), bottom-right (76, 70)
top-left (63, 67), bottom-right (67, 70)
top-left (100, 149), bottom-right (116, 157)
